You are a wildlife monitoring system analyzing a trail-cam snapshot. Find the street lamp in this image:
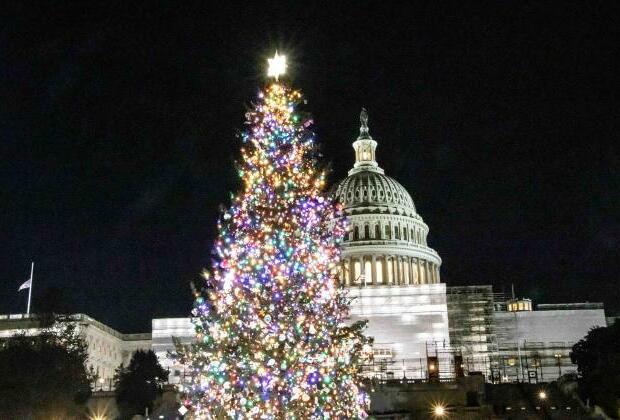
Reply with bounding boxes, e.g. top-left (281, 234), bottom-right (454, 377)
top-left (432, 403), bottom-right (447, 418)
top-left (538, 390), bottom-right (550, 419)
